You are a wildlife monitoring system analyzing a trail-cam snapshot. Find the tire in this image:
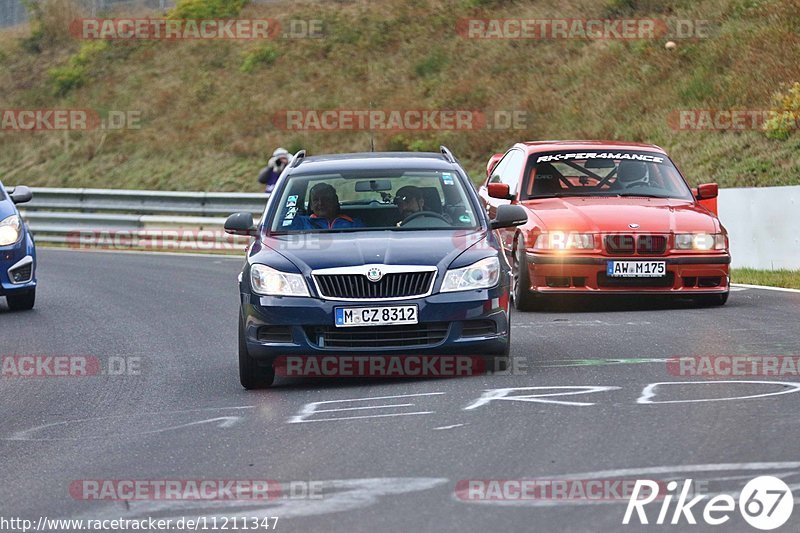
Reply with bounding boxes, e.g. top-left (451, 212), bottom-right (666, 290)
top-left (6, 288), bottom-right (35, 311)
top-left (239, 318), bottom-right (275, 389)
top-left (512, 238), bottom-right (541, 311)
top-left (695, 292), bottom-right (729, 307)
